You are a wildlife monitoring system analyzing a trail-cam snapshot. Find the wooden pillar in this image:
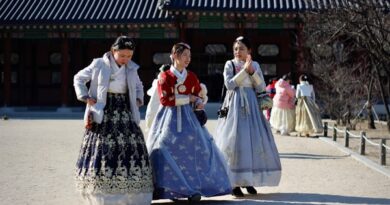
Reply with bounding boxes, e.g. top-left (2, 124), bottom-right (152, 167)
top-left (380, 139), bottom-right (386, 165)
top-left (295, 19), bottom-right (305, 73)
top-left (235, 14), bottom-right (244, 35)
top-left (175, 13), bottom-right (186, 41)
top-left (323, 122), bottom-right (328, 137)
top-left (60, 34), bottom-right (69, 107)
top-left (3, 34), bottom-right (12, 107)
top-left (178, 22), bottom-right (186, 41)
top-left (360, 131), bottom-right (366, 155)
